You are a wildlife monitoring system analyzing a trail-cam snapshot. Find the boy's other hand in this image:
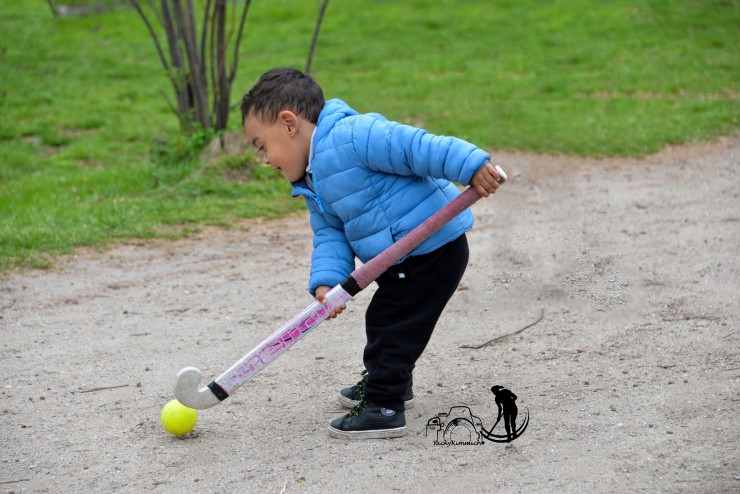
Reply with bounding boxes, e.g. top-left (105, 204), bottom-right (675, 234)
top-left (471, 163), bottom-right (503, 198)
top-left (315, 285), bottom-right (346, 319)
